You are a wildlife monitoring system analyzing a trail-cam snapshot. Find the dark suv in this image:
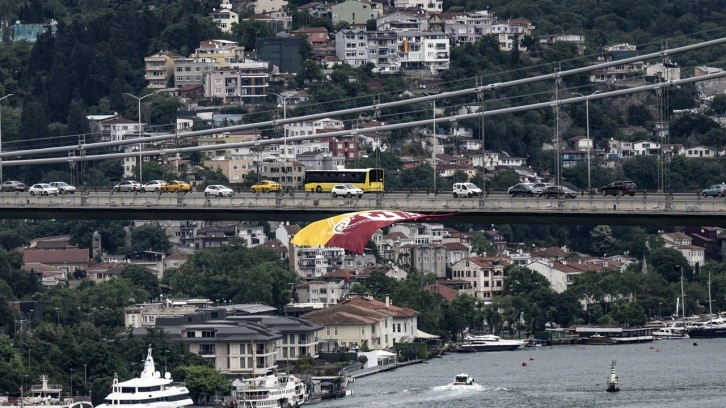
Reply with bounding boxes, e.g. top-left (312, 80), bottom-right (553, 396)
top-left (599, 180), bottom-right (637, 196)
